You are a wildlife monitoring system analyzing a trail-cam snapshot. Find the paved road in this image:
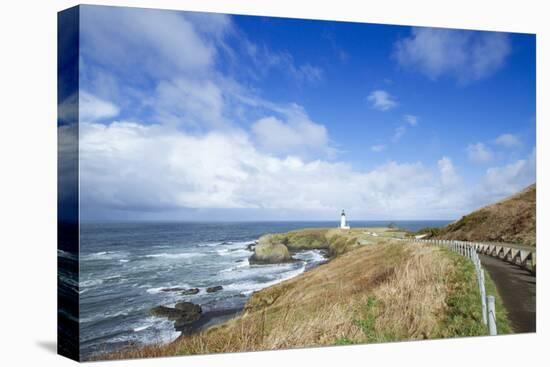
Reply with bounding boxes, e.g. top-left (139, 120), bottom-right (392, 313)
top-left (479, 254), bottom-right (536, 333)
